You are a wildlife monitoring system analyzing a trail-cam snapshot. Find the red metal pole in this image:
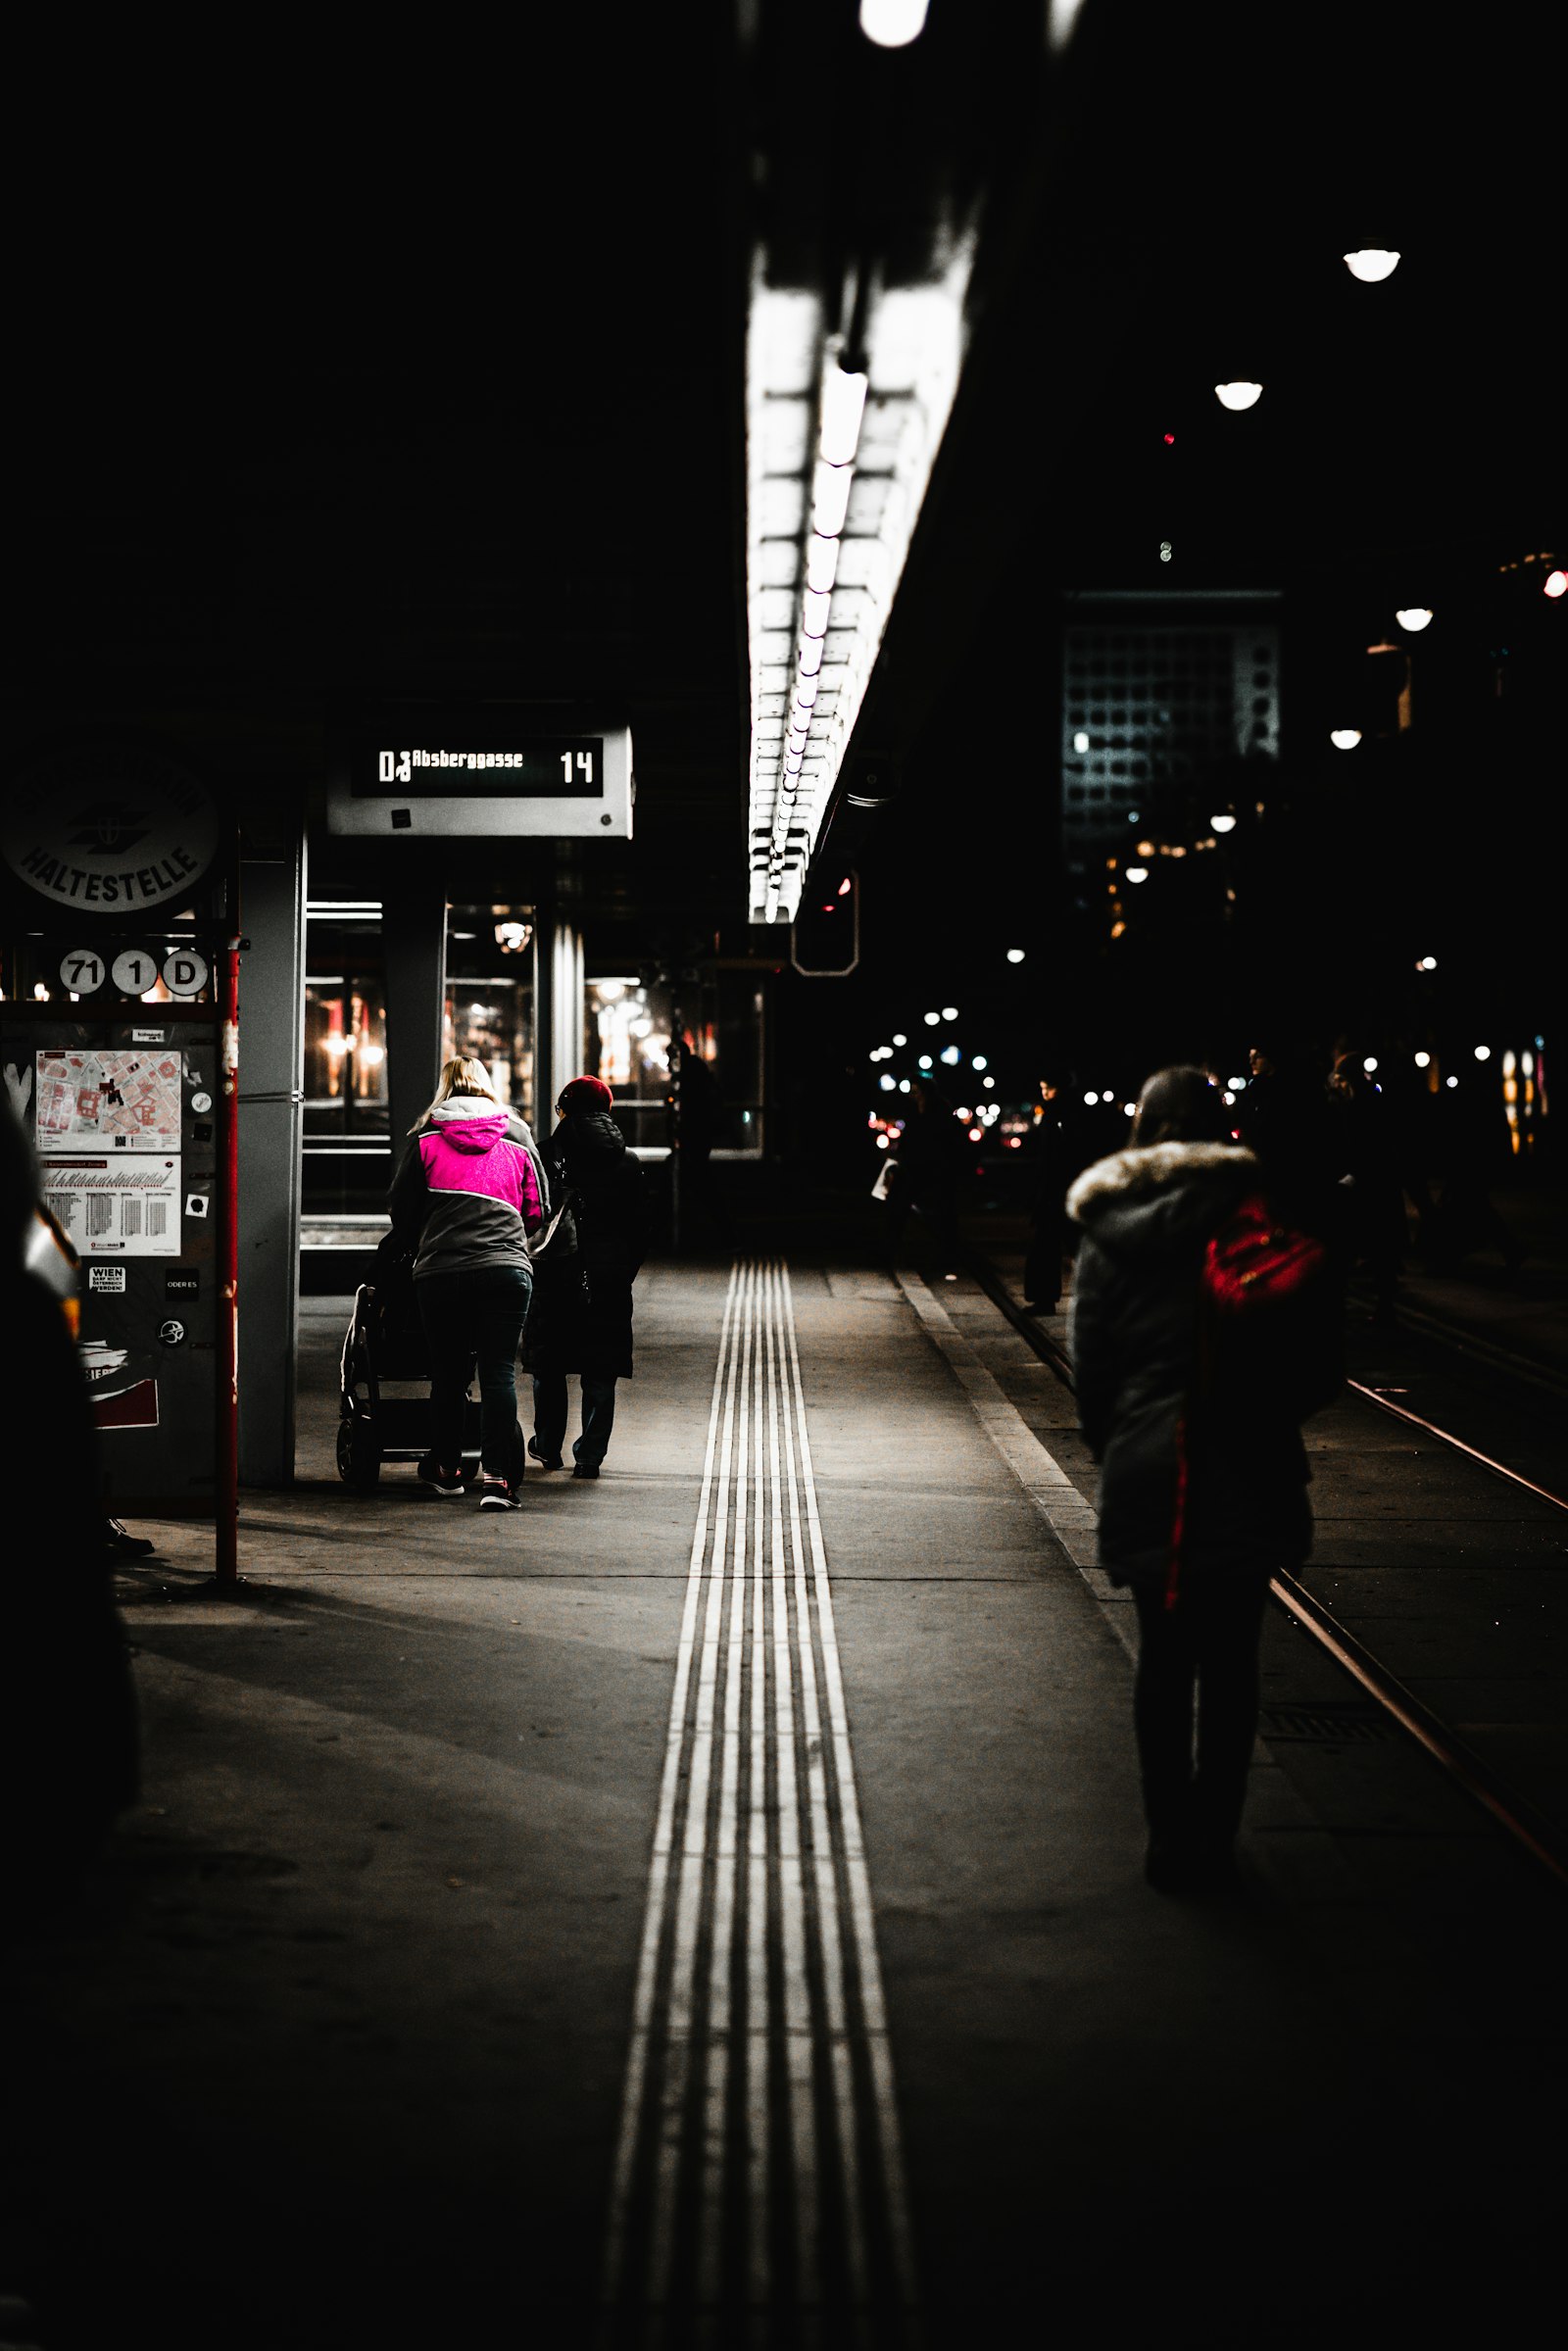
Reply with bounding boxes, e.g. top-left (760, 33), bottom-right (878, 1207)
top-left (215, 925), bottom-right (241, 1586)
